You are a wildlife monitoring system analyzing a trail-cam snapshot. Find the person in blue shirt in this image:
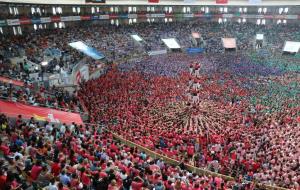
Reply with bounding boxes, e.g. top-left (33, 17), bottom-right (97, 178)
top-left (59, 170), bottom-right (71, 185)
